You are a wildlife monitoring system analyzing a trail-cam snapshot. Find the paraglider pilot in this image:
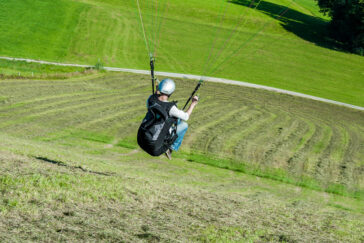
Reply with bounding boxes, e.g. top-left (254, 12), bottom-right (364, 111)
top-left (137, 78), bottom-right (199, 159)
